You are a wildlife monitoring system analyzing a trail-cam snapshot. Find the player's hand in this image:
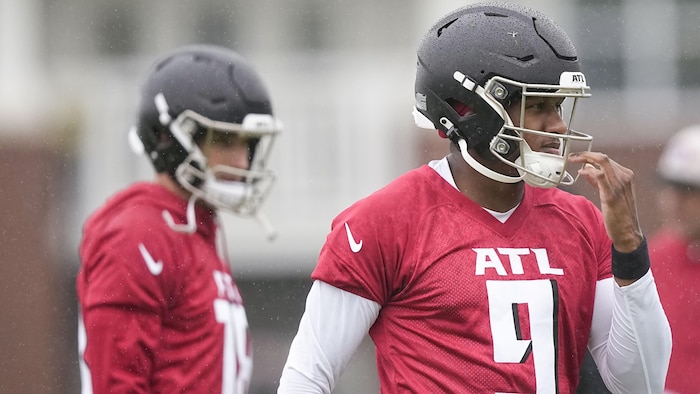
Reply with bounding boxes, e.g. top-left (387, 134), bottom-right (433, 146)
top-left (569, 151), bottom-right (643, 253)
